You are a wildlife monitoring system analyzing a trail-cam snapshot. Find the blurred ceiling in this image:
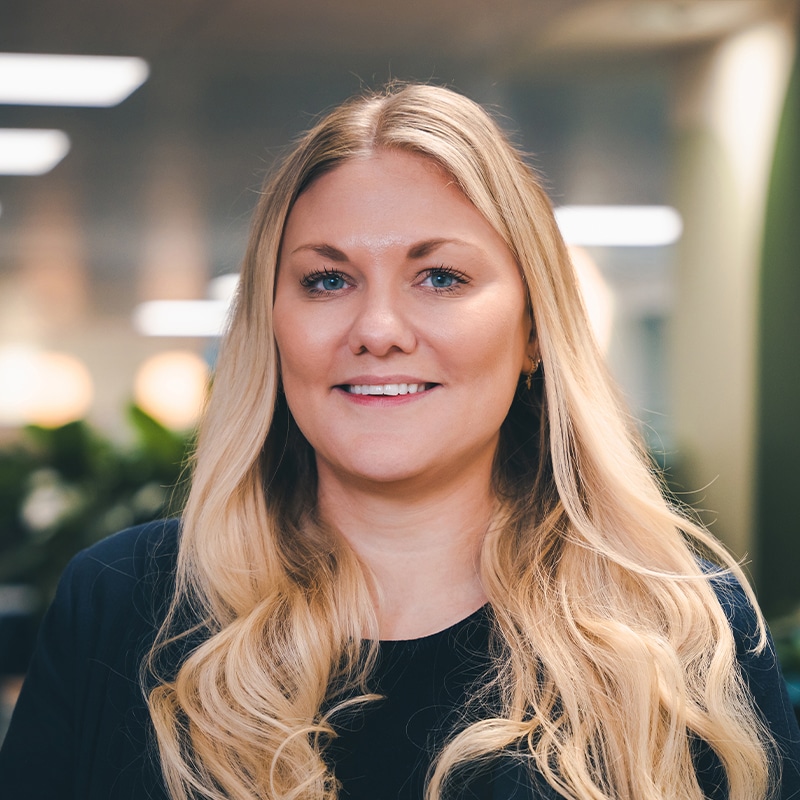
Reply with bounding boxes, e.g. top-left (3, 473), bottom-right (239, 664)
top-left (0, 0), bottom-right (795, 307)
top-left (0, 0), bottom-right (792, 303)
top-left (3, 0), bottom-right (790, 65)
top-left (6, 0), bottom-right (578, 59)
